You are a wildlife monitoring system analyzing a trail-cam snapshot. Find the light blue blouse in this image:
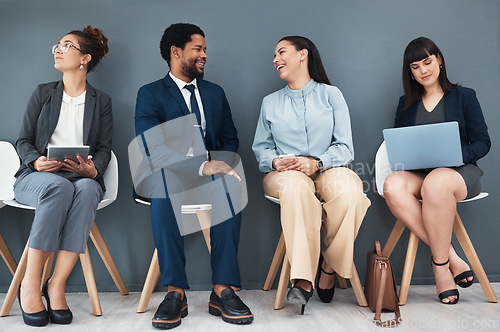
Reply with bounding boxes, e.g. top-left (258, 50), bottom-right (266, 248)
top-left (252, 79), bottom-right (354, 172)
